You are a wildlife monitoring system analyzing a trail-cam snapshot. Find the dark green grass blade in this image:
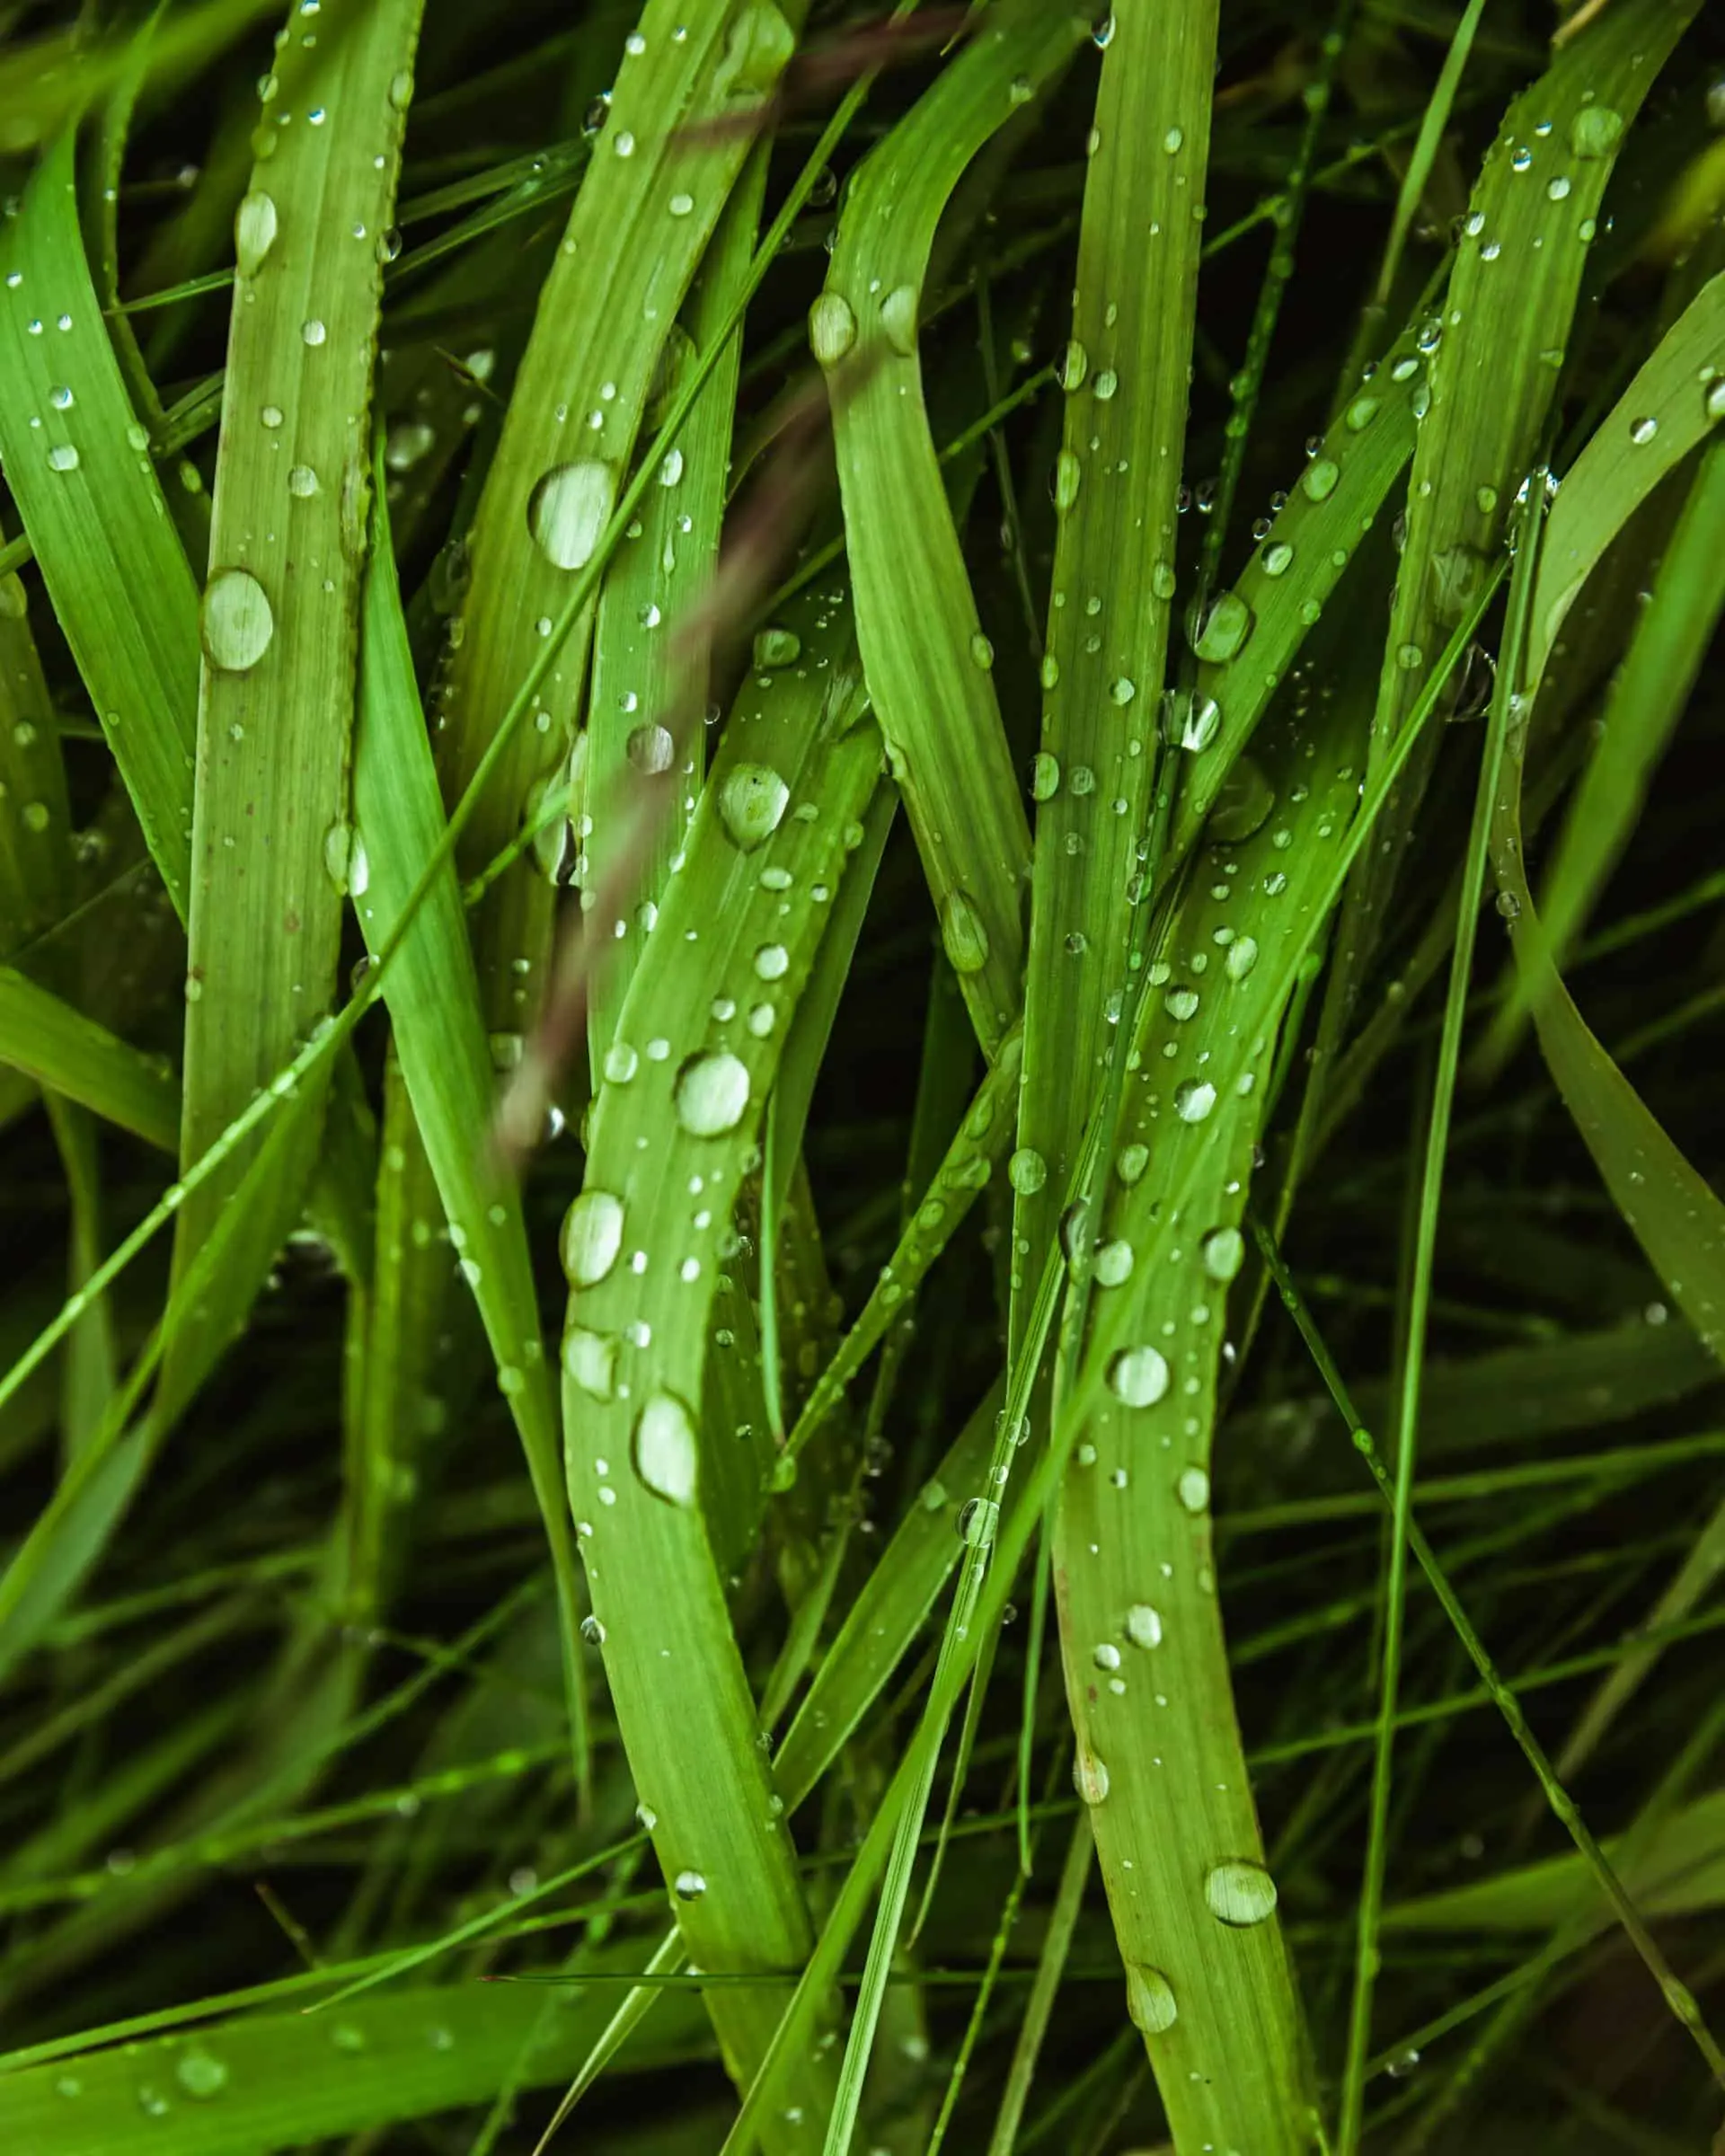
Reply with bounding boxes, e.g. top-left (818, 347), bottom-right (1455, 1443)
top-left (0, 969), bottom-right (179, 1151)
